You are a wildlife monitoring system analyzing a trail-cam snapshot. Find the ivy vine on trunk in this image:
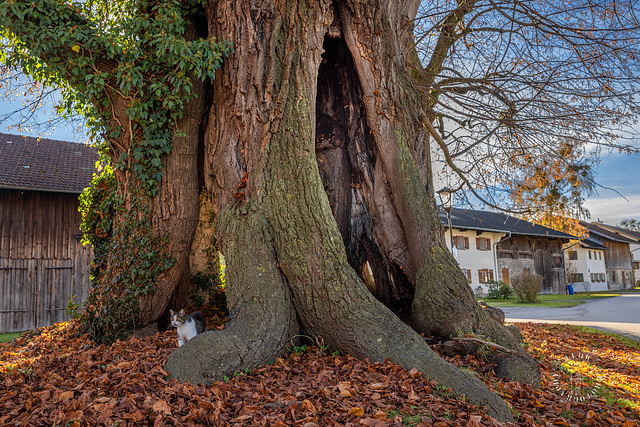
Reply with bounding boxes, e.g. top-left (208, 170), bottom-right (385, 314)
top-left (1, 0), bottom-right (230, 342)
